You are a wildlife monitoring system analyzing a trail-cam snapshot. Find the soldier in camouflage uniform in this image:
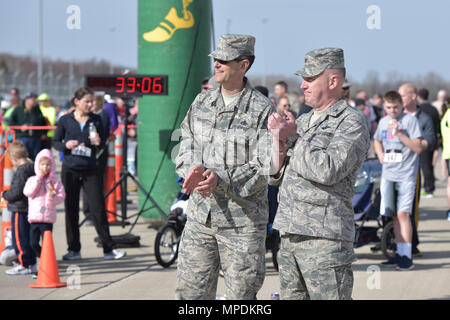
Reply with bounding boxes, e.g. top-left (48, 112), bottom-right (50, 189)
top-left (174, 34), bottom-right (275, 300)
top-left (268, 48), bottom-right (370, 300)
